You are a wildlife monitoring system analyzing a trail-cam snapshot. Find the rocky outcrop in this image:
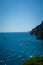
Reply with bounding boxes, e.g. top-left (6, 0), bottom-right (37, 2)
top-left (30, 21), bottom-right (43, 40)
